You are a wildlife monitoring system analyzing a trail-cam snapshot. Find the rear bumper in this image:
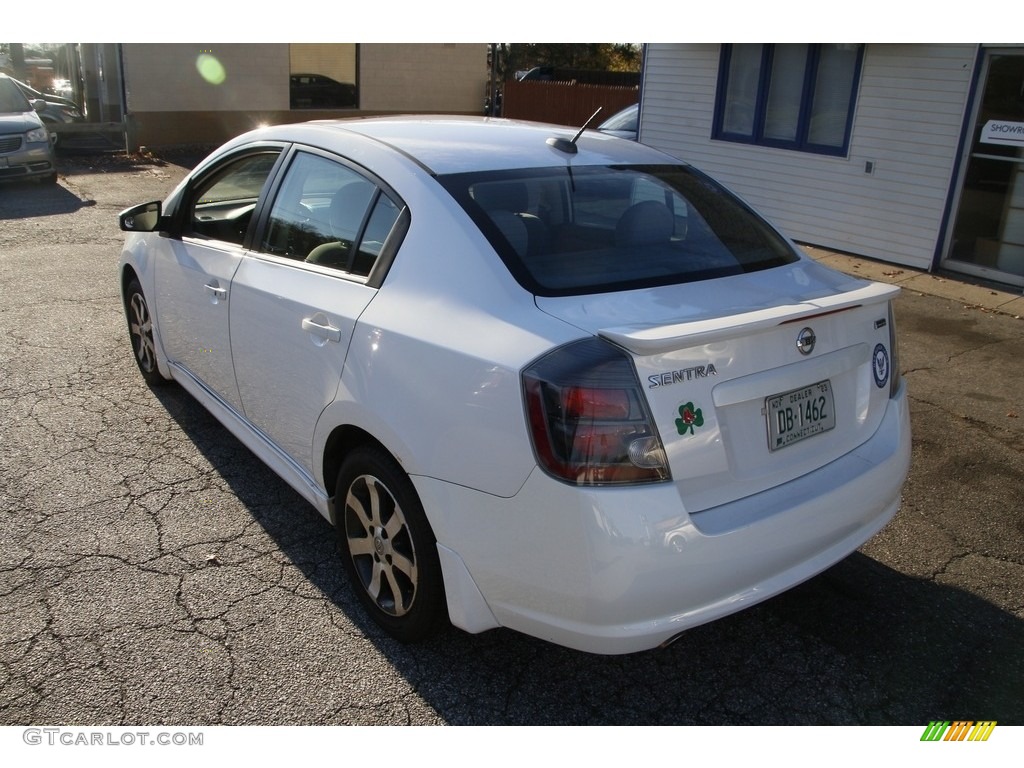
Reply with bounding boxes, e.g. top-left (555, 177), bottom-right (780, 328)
top-left (420, 380), bottom-right (911, 655)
